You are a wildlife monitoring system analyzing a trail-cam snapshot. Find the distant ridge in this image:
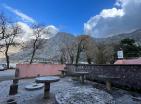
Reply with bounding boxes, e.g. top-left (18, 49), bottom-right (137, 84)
top-left (0, 29), bottom-right (141, 63)
top-left (95, 29), bottom-right (141, 44)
